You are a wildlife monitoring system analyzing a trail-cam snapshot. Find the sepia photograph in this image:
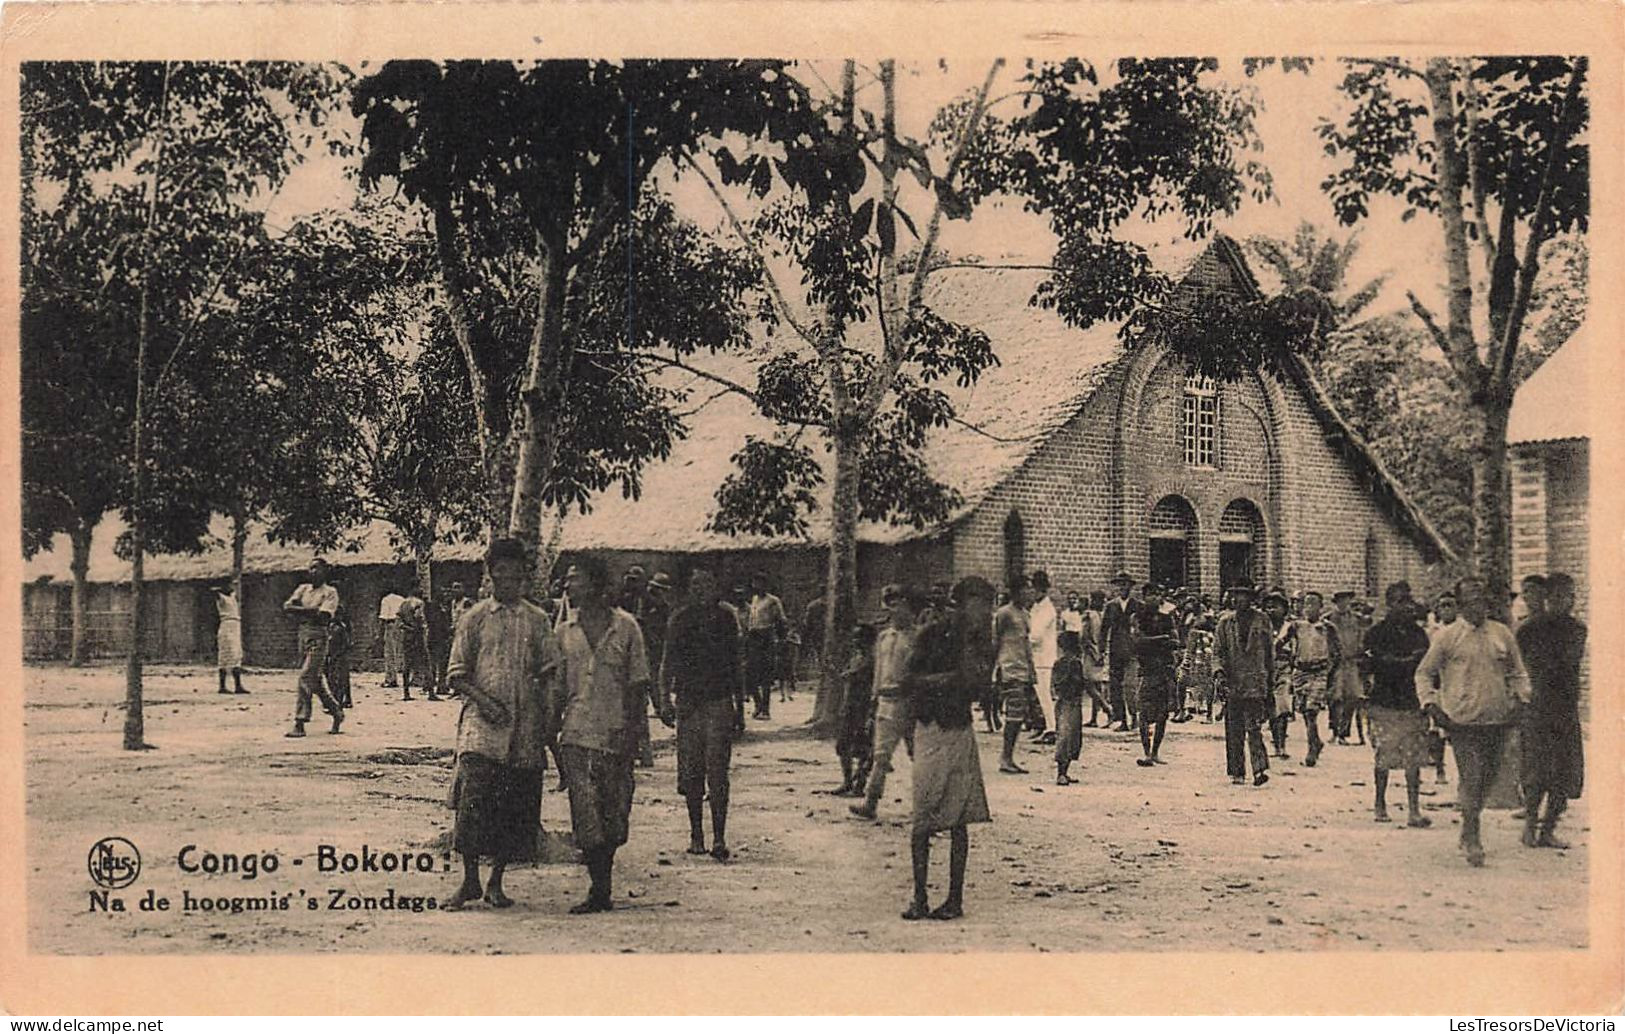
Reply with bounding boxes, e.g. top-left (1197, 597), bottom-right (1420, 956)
top-left (2, 0), bottom-right (1619, 1016)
